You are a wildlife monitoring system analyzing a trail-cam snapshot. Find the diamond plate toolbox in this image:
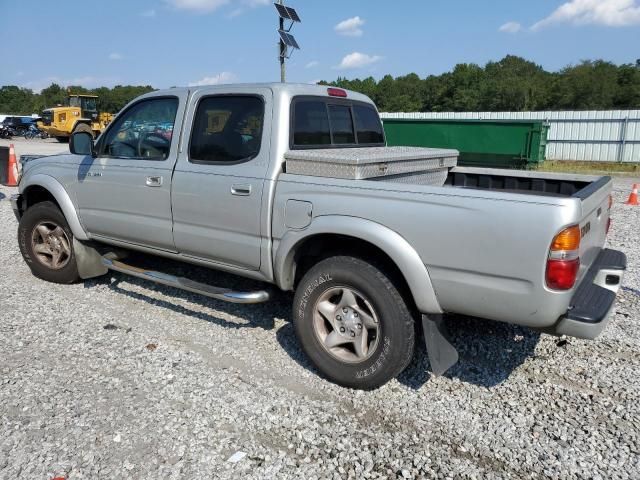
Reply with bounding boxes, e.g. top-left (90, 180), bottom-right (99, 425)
top-left (284, 146), bottom-right (458, 186)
